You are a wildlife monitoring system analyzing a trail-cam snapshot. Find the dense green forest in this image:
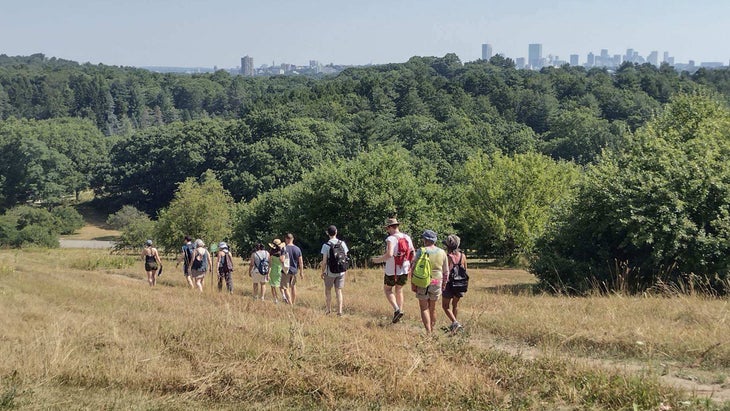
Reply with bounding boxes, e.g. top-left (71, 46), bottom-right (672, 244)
top-left (2, 53), bottom-right (730, 293)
